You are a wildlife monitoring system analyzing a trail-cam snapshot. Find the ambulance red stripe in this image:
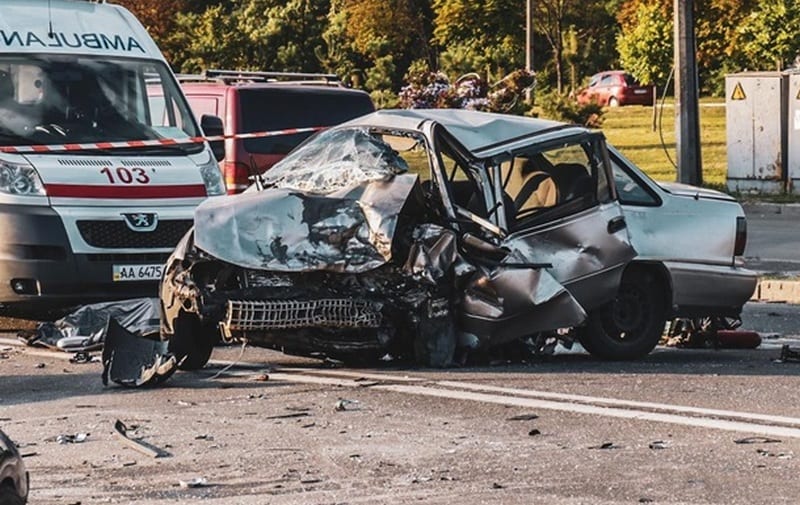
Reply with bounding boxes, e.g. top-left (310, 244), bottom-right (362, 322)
top-left (45, 183), bottom-right (208, 198)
